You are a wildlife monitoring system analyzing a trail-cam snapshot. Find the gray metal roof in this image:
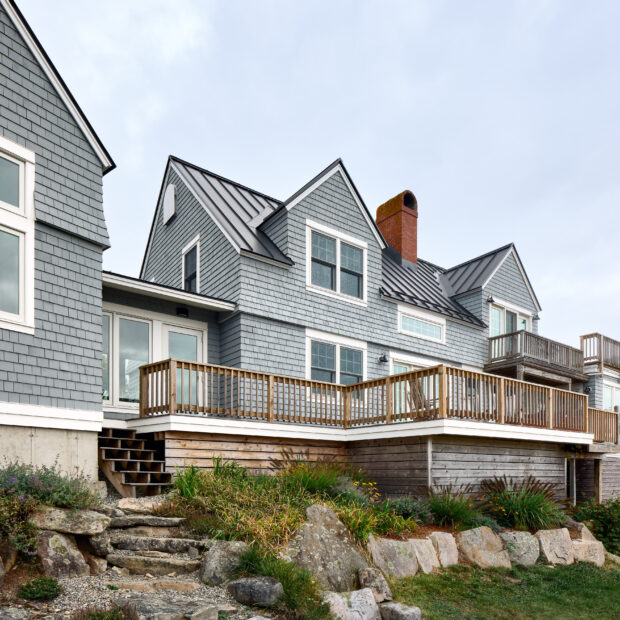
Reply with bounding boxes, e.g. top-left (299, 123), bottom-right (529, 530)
top-left (171, 157), bottom-right (292, 265)
top-left (380, 252), bottom-right (485, 327)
